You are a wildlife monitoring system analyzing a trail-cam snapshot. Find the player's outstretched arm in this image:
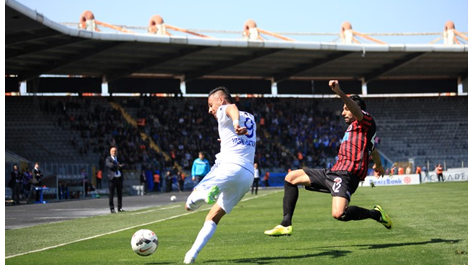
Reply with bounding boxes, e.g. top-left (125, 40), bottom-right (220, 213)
top-left (329, 80), bottom-right (363, 121)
